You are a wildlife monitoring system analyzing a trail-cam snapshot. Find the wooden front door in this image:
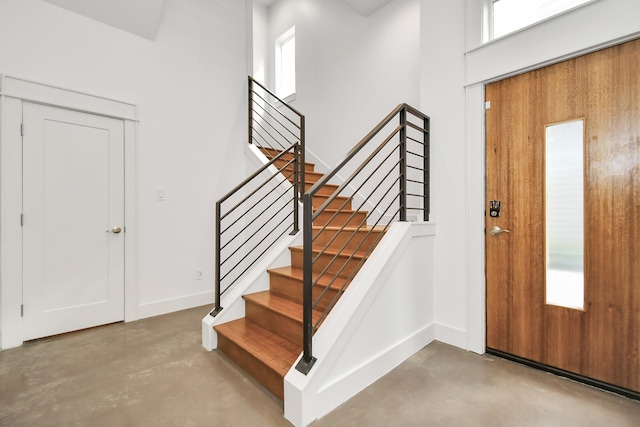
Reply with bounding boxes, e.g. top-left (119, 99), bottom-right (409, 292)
top-left (485, 39), bottom-right (640, 393)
